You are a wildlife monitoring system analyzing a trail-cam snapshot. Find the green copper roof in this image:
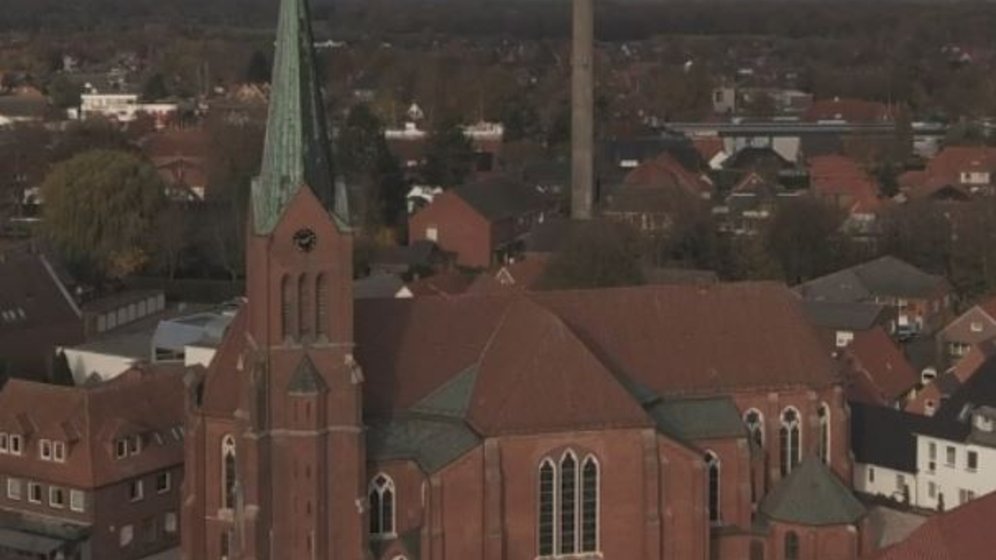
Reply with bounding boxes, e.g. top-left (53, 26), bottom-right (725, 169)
top-left (410, 365), bottom-right (479, 419)
top-left (760, 455), bottom-right (866, 526)
top-left (367, 414), bottom-right (481, 474)
top-left (647, 397), bottom-right (747, 441)
top-left (252, 0), bottom-right (349, 234)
